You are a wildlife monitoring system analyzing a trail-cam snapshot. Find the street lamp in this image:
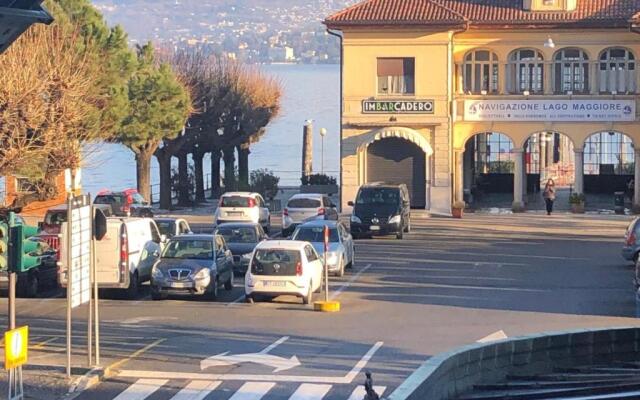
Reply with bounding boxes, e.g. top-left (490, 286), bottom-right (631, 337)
top-left (319, 128), bottom-right (327, 174)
